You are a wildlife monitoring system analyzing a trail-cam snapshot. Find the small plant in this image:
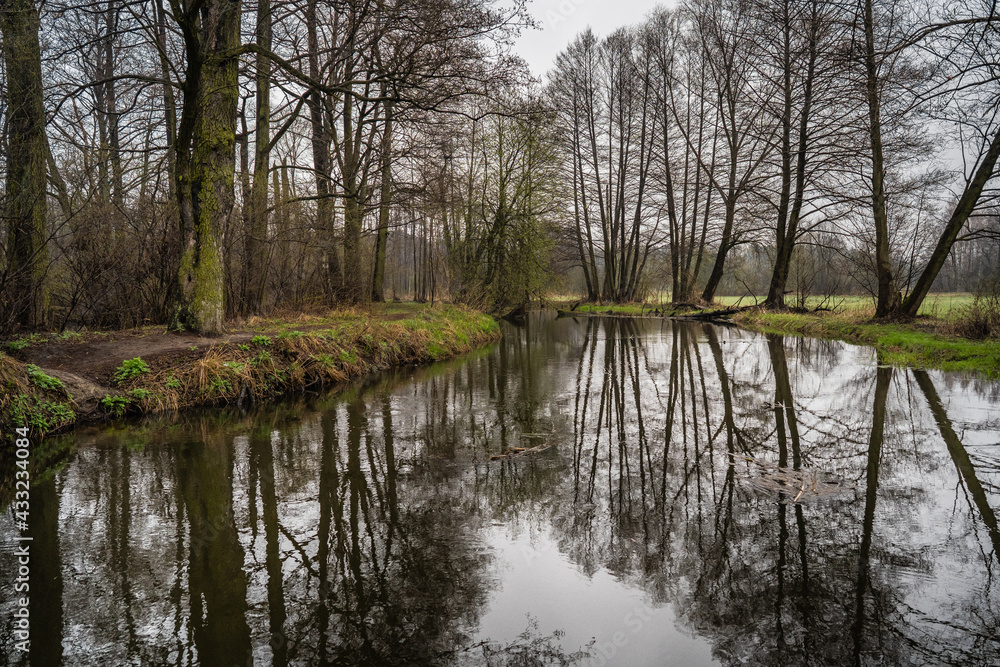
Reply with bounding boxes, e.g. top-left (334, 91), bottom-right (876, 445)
top-left (251, 335), bottom-right (272, 347)
top-left (277, 330), bottom-right (304, 340)
top-left (313, 353), bottom-right (336, 369)
top-left (165, 375), bottom-right (181, 389)
top-left (26, 364), bottom-right (65, 392)
top-left (223, 361), bottom-right (246, 373)
top-left (189, 346), bottom-right (199, 351)
top-left (338, 350), bottom-right (358, 364)
top-left (7, 334), bottom-right (41, 352)
top-left (129, 388), bottom-right (153, 401)
top-left (101, 395), bottom-right (130, 417)
top-left (238, 343), bottom-right (251, 351)
top-left (41, 402), bottom-right (75, 428)
top-left (208, 376), bottom-right (232, 395)
top-left (114, 357), bottom-right (151, 384)
top-left (55, 331), bottom-right (82, 341)
top-left (251, 351), bottom-right (272, 366)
